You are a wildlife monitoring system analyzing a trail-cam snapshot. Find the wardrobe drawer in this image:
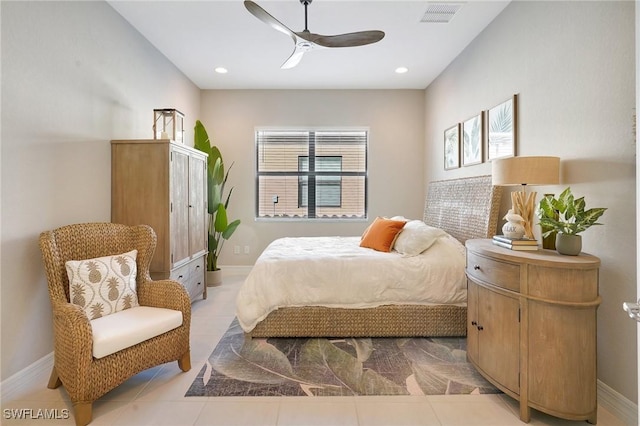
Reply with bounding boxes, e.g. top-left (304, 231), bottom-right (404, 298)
top-left (186, 257), bottom-right (205, 300)
top-left (169, 262), bottom-right (190, 285)
top-left (188, 256), bottom-right (205, 279)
